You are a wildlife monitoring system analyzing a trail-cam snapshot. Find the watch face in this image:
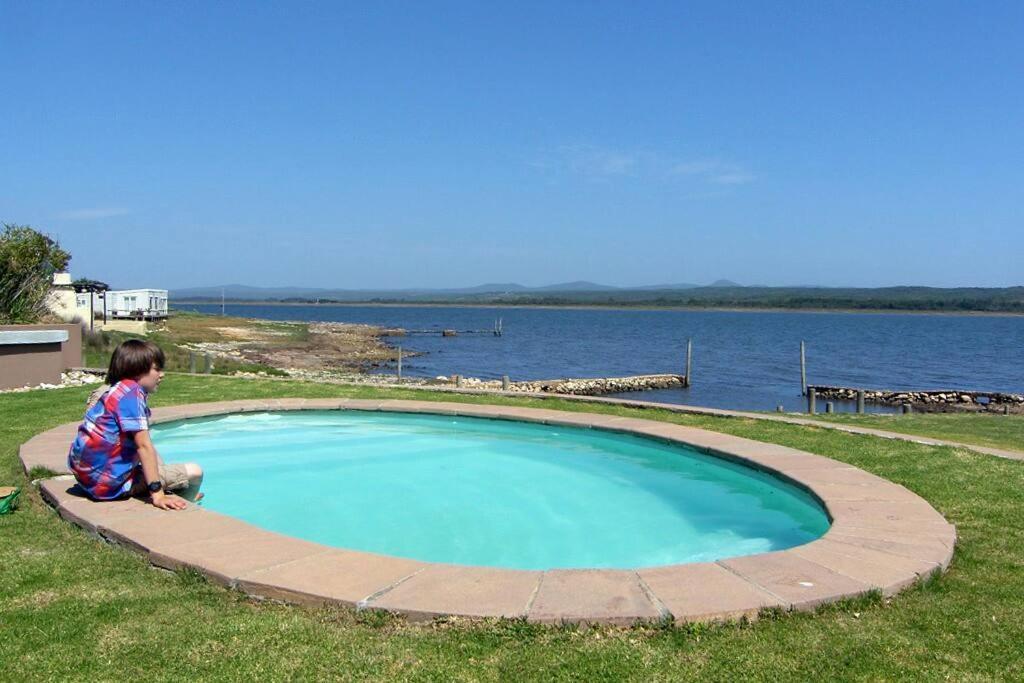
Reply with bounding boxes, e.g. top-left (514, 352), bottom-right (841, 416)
top-left (148, 481), bottom-right (162, 493)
